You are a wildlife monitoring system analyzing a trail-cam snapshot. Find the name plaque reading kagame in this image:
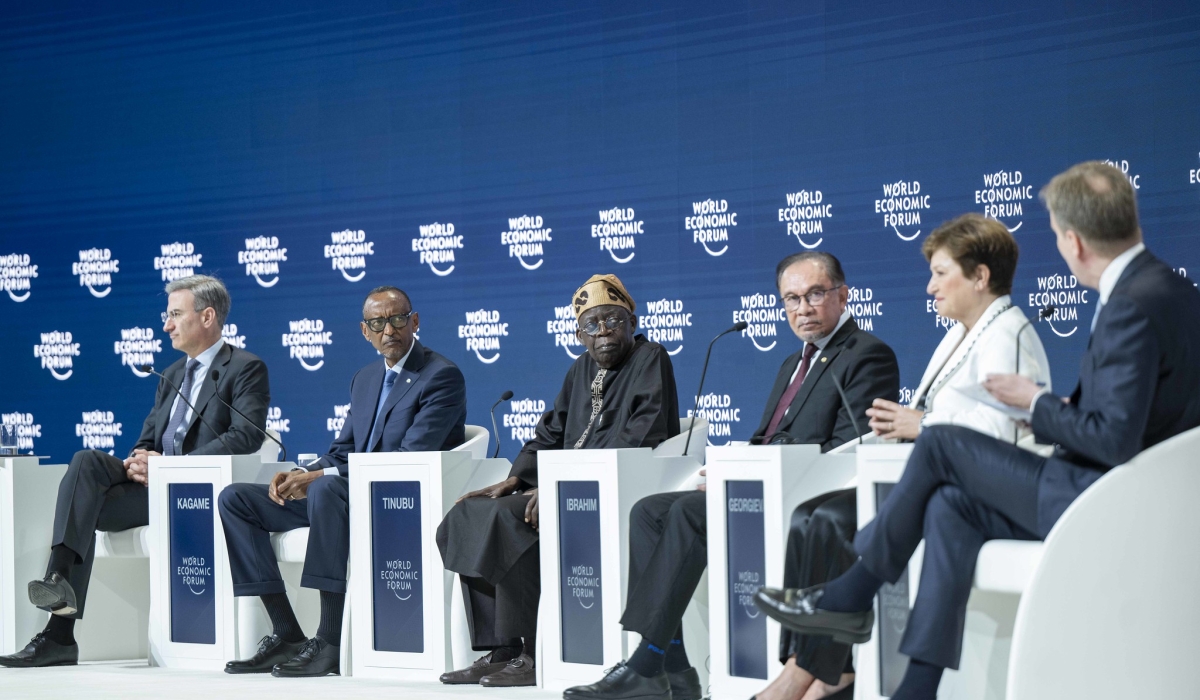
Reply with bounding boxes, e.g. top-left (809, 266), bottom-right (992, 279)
top-left (371, 481), bottom-right (424, 653)
top-left (557, 480), bottom-right (603, 664)
top-left (726, 480), bottom-right (768, 679)
top-left (169, 482), bottom-right (216, 644)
